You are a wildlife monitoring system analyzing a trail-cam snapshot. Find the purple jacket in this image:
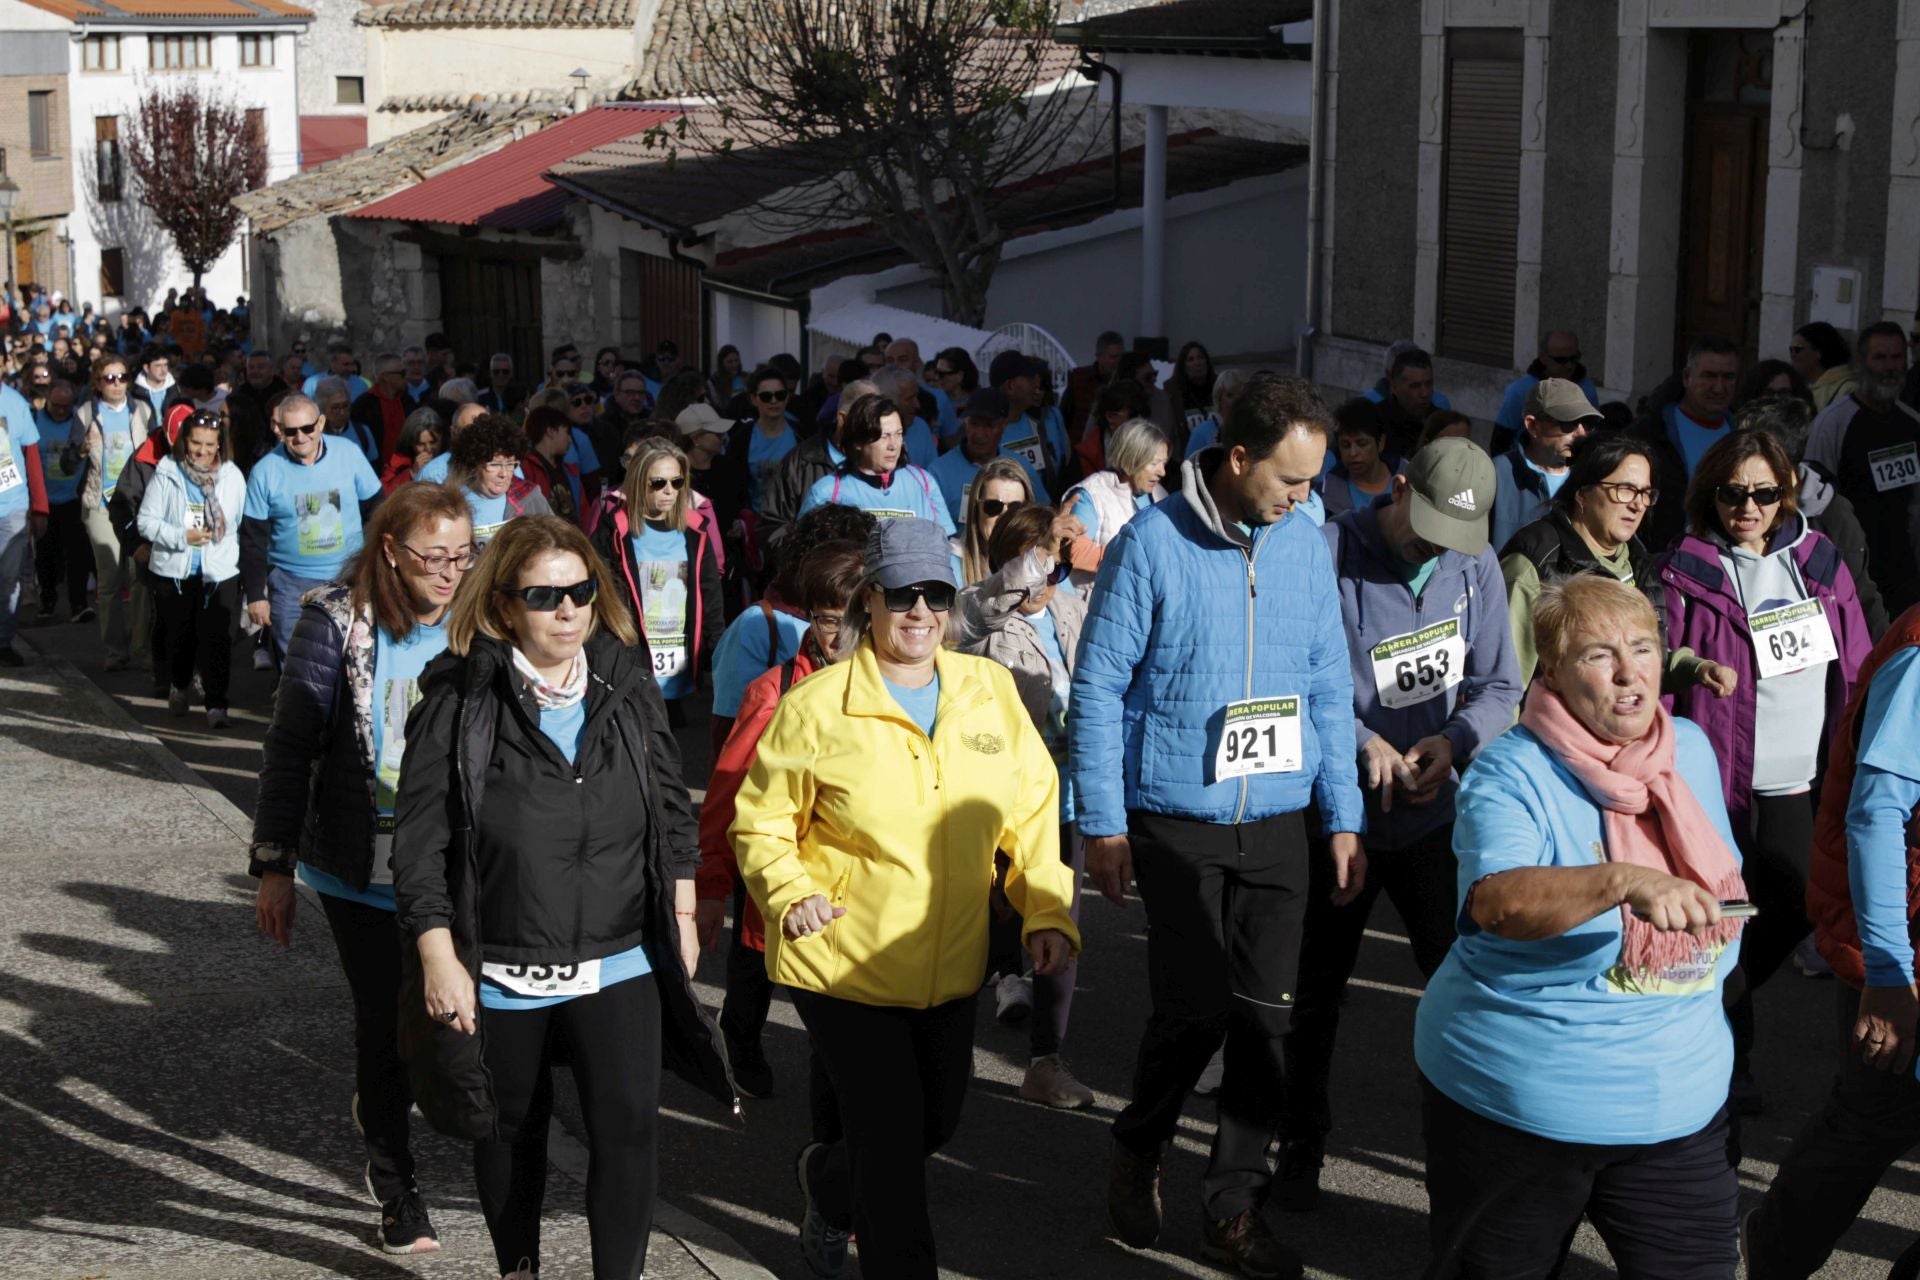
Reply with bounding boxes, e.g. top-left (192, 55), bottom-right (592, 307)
top-left (1655, 521), bottom-right (1872, 838)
